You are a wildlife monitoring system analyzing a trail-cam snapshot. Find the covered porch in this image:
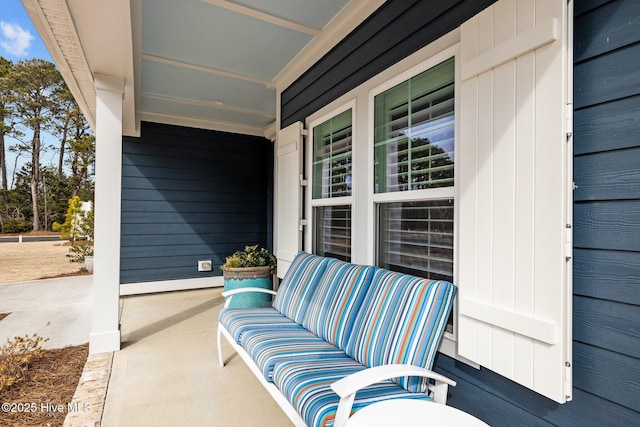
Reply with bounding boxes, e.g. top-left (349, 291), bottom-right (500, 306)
top-left (23, 0), bottom-right (640, 426)
top-left (72, 288), bottom-right (293, 426)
